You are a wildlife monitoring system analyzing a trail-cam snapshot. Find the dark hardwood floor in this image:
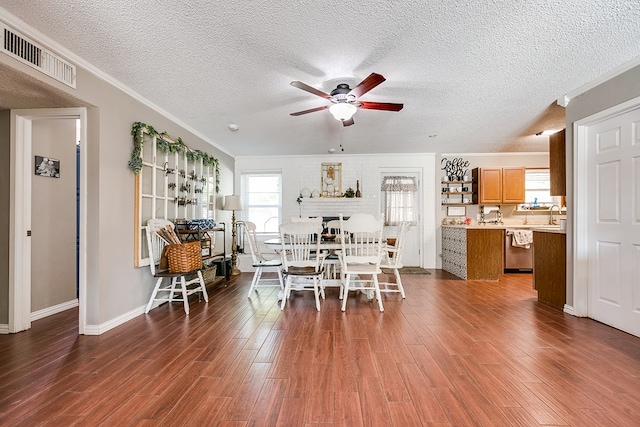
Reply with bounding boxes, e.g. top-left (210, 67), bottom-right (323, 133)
top-left (2, 271), bottom-right (640, 426)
